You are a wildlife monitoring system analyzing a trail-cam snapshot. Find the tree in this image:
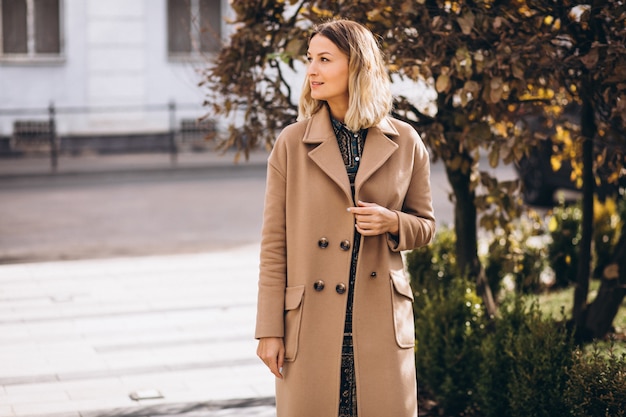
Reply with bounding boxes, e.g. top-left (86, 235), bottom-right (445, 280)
top-left (203, 0), bottom-right (625, 326)
top-left (525, 0), bottom-right (626, 339)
